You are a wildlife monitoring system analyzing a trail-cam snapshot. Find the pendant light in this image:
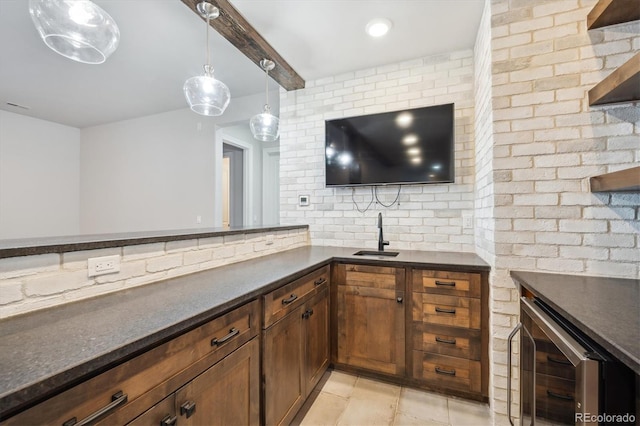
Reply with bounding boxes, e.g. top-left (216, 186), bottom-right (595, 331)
top-left (250, 59), bottom-right (280, 142)
top-left (29, 0), bottom-right (120, 64)
top-left (184, 1), bottom-right (230, 117)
